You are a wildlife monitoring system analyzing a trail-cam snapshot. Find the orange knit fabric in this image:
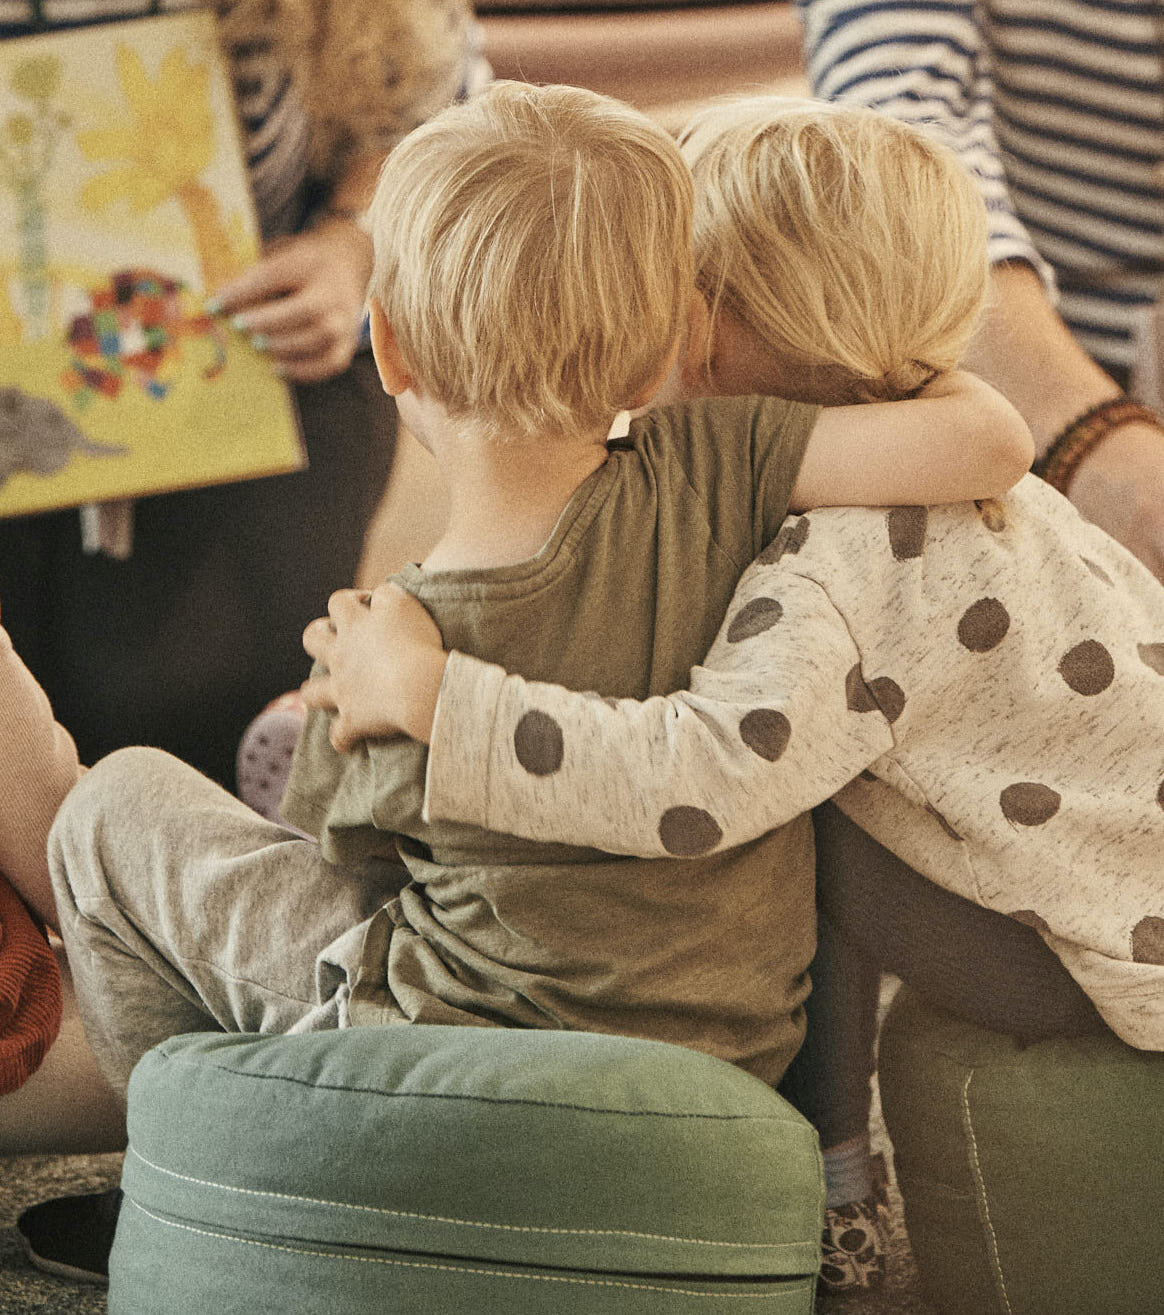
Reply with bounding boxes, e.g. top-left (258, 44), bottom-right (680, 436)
top-left (0, 878), bottom-right (62, 1094)
top-left (0, 620), bottom-right (80, 1093)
